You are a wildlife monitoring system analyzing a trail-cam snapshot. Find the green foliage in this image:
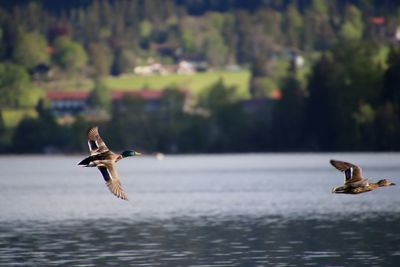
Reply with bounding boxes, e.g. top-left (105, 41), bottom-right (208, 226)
top-left (340, 22), bottom-right (362, 41)
top-left (383, 48), bottom-right (400, 111)
top-left (284, 4), bottom-right (303, 47)
top-left (106, 96), bottom-right (157, 151)
top-left (13, 31), bottom-right (49, 69)
top-left (2, 1), bottom-right (400, 152)
top-left (88, 79), bottom-right (110, 111)
top-left (353, 103), bottom-right (375, 125)
top-left (375, 103), bottom-right (400, 150)
top-left (0, 63), bottom-right (30, 108)
top-left (18, 87), bottom-right (44, 107)
top-left (250, 77), bottom-right (278, 99)
top-left (156, 88), bottom-right (188, 152)
top-left (339, 5), bottom-right (364, 41)
top-left (11, 108), bottom-right (65, 153)
top-left (304, 1), bottom-right (334, 50)
top-left (199, 79), bottom-right (238, 113)
top-left (88, 42), bottom-right (113, 78)
top-left (311, 0), bottom-right (328, 14)
top-left (111, 48), bottom-right (136, 75)
top-left (1, 108), bottom-right (37, 128)
top-left (52, 36), bottom-right (87, 73)
top-left (306, 42), bottom-right (384, 150)
top-left (181, 29), bottom-right (195, 54)
top-left (270, 71), bottom-right (306, 150)
top-left (139, 20), bottom-right (152, 39)
top-left (204, 29), bottom-right (229, 66)
top-left (264, 8), bottom-right (283, 38)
